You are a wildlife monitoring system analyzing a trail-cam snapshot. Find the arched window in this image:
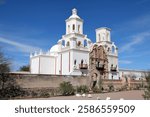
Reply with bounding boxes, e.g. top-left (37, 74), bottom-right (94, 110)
top-left (74, 59), bottom-right (76, 65)
top-left (112, 46), bottom-right (115, 54)
top-left (81, 59), bottom-right (84, 64)
top-left (66, 41), bottom-right (70, 46)
top-left (84, 40), bottom-right (87, 47)
top-left (98, 34), bottom-right (101, 41)
top-left (107, 47), bottom-right (110, 52)
top-left (68, 25), bottom-right (70, 33)
top-left (78, 25), bottom-right (80, 33)
top-left (77, 41), bottom-right (81, 46)
top-left (73, 24), bottom-right (75, 31)
top-left (106, 32), bottom-right (109, 41)
top-left (62, 40), bottom-right (65, 47)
